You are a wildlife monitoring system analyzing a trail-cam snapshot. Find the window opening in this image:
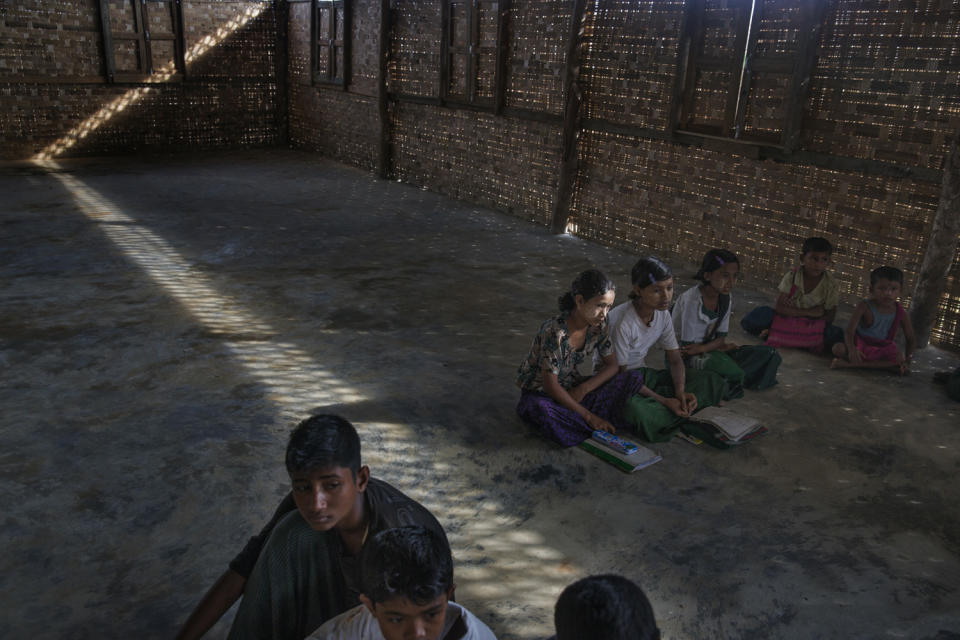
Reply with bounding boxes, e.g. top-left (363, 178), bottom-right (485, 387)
top-left (99, 0), bottom-right (185, 82)
top-left (312, 0), bottom-right (350, 86)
